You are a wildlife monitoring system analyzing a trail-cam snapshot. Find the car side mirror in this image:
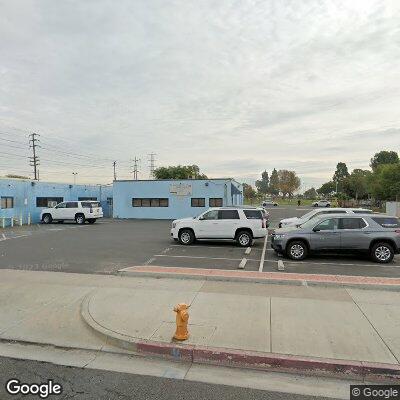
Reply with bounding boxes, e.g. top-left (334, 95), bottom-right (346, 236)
top-left (313, 227), bottom-right (320, 232)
